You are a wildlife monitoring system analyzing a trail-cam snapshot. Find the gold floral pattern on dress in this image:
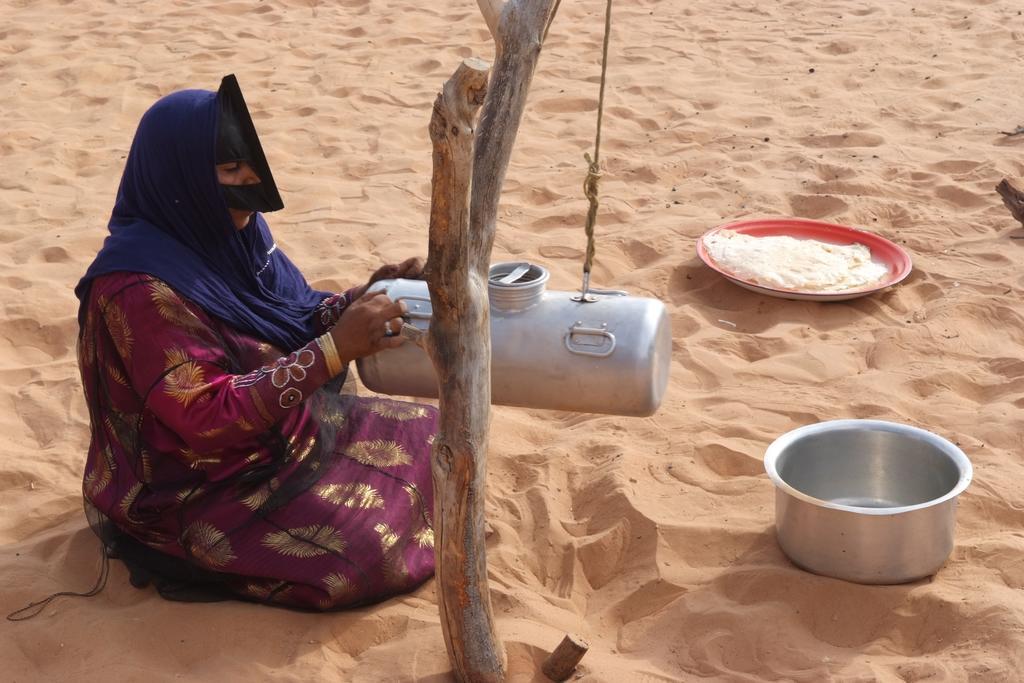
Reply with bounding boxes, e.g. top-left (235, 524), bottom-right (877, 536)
top-left (244, 580), bottom-right (291, 601)
top-left (287, 435), bottom-right (316, 463)
top-left (118, 482), bottom-right (143, 521)
top-left (77, 340), bottom-right (92, 374)
top-left (374, 522), bottom-right (400, 553)
top-left (104, 412), bottom-right (139, 455)
top-left (345, 440), bottom-right (411, 468)
top-left (256, 342), bottom-right (277, 359)
top-left (84, 447), bottom-right (115, 497)
top-left (236, 417), bottom-right (255, 432)
top-left (383, 555), bottom-right (410, 584)
top-left (163, 348), bottom-right (210, 407)
top-left (197, 425), bottom-right (229, 439)
top-left (413, 526), bottom-right (435, 549)
top-left (248, 387), bottom-right (274, 424)
top-left (183, 522), bottom-right (236, 568)
top-left (403, 483), bottom-right (425, 508)
top-left (321, 573), bottom-right (354, 602)
top-left (314, 483), bottom-right (385, 509)
top-left (140, 449), bottom-right (153, 483)
top-left (175, 484), bottom-right (204, 503)
top-left (368, 400), bottom-right (428, 422)
top-left (148, 280), bottom-right (207, 333)
top-left (101, 297), bottom-right (134, 362)
top-left (240, 477), bottom-right (279, 511)
top-left (261, 525), bottom-right (347, 558)
top-left (106, 363), bottom-right (129, 387)
top-left (145, 530), bottom-right (179, 547)
top-left (377, 524), bottom-right (410, 590)
top-left (315, 573), bottom-right (356, 610)
top-left (180, 447), bottom-right (221, 470)
top-left (320, 410), bottom-right (346, 429)
top-left (78, 312), bottom-right (96, 369)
